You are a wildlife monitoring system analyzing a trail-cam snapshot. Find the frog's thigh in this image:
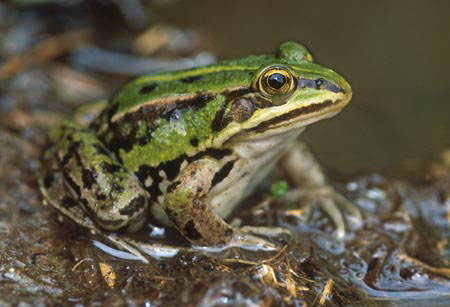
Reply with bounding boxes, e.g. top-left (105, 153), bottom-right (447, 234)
top-left (49, 122), bottom-right (149, 232)
top-left (162, 158), bottom-right (233, 246)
